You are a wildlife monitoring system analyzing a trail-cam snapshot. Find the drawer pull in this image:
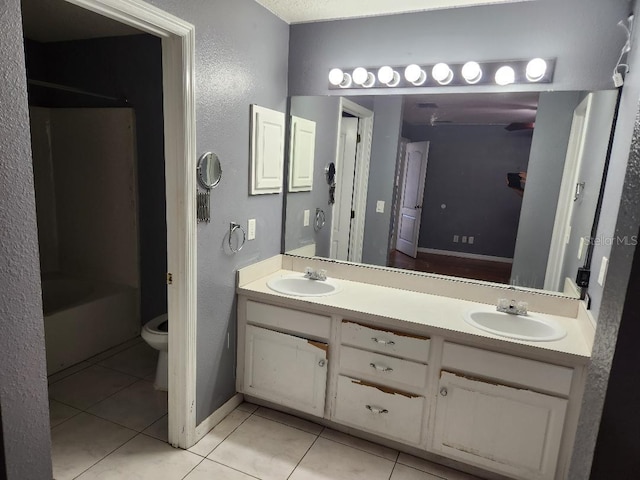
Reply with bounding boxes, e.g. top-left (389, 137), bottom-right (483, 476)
top-left (369, 363), bottom-right (393, 372)
top-left (366, 405), bottom-right (389, 414)
top-left (371, 337), bottom-right (395, 346)
top-left (318, 359), bottom-right (326, 367)
top-left (440, 387), bottom-right (448, 397)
